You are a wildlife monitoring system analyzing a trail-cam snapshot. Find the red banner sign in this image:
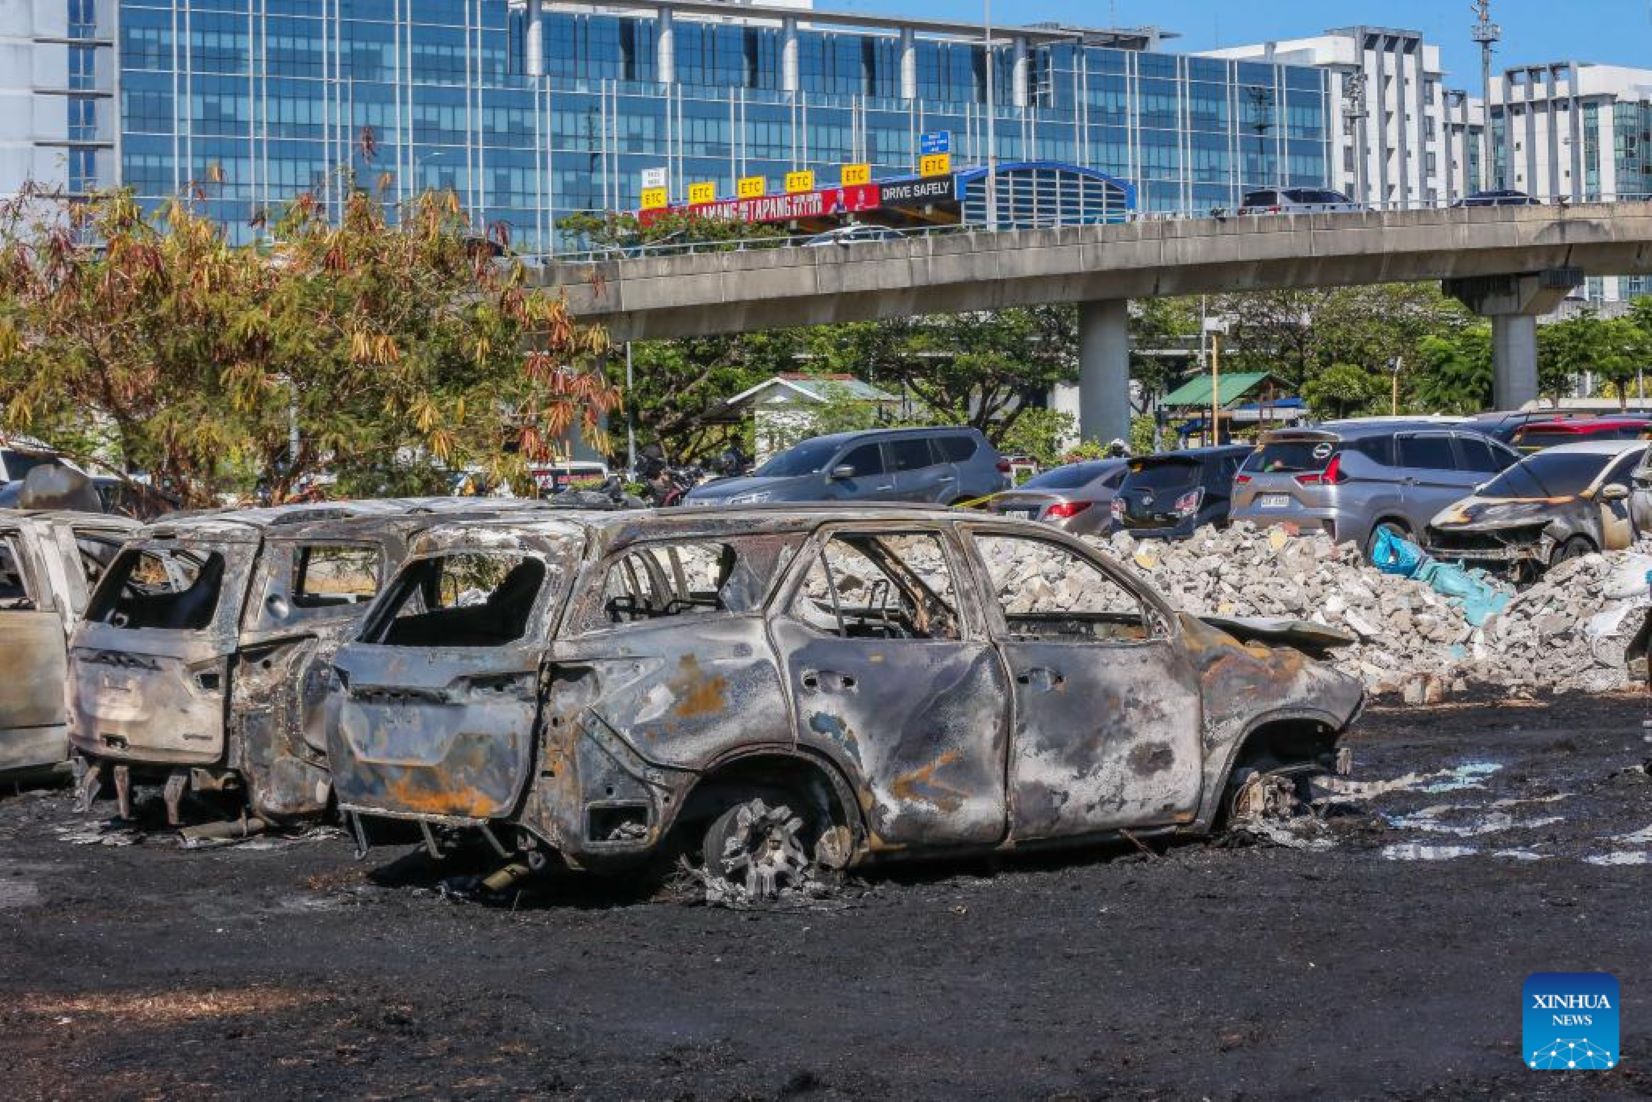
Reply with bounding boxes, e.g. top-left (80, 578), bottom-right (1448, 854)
top-left (639, 183), bottom-right (884, 226)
